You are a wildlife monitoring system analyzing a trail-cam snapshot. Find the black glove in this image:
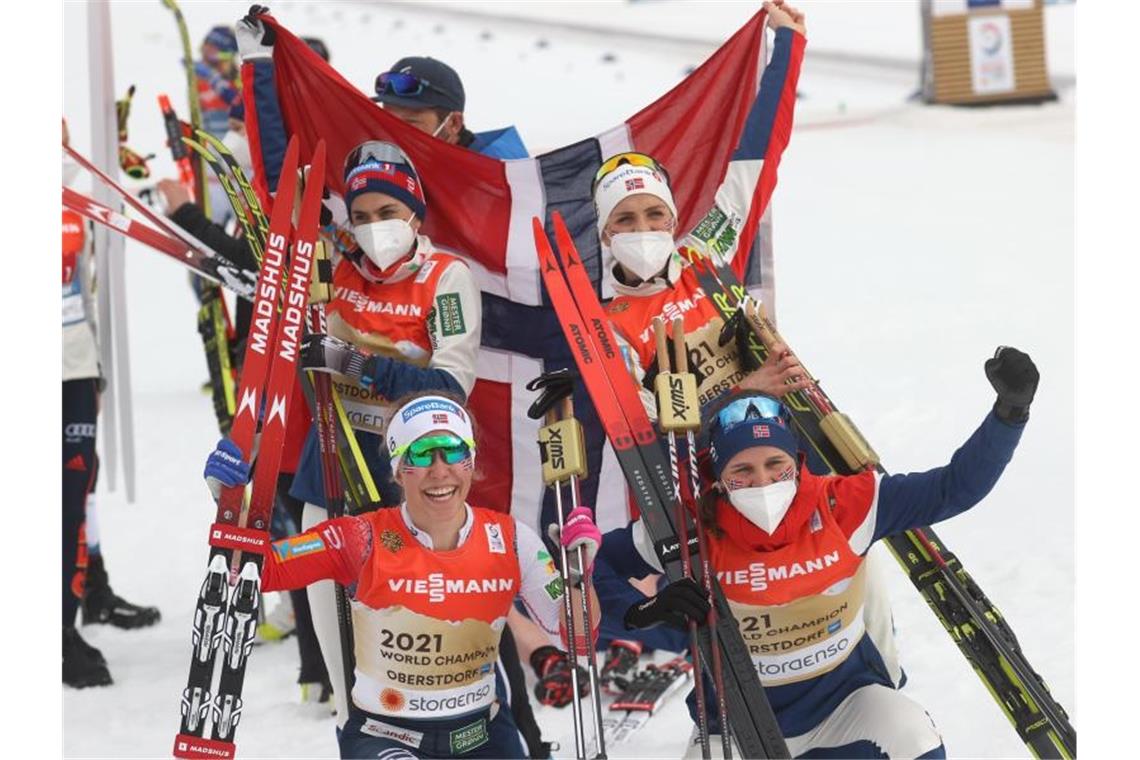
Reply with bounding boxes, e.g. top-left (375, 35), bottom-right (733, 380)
top-left (985, 346), bottom-right (1039, 424)
top-left (300, 333), bottom-right (386, 389)
top-left (719, 305), bottom-right (763, 372)
top-left (600, 639), bottom-right (642, 695)
top-left (530, 645), bottom-right (589, 708)
top-left (623, 577), bottom-right (710, 631)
